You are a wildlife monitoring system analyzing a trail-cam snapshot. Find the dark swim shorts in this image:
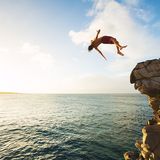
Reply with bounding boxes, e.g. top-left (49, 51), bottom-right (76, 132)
top-left (101, 36), bottom-right (114, 44)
